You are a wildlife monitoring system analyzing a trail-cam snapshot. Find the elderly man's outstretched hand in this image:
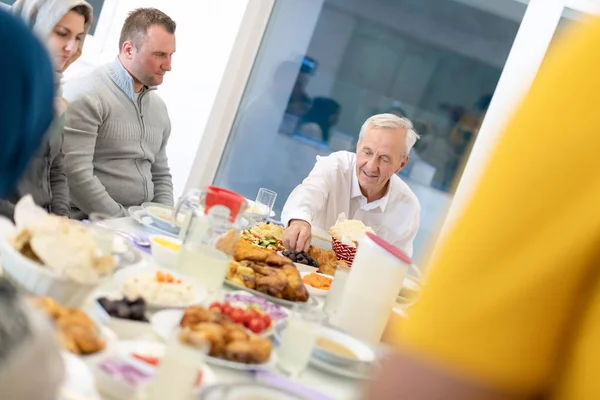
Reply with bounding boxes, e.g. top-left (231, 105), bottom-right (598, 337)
top-left (283, 219), bottom-right (312, 252)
